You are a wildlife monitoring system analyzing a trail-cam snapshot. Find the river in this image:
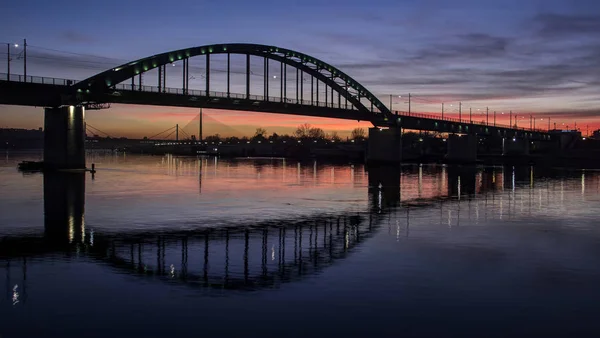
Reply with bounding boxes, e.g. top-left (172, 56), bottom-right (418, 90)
top-left (1, 152), bottom-right (600, 337)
